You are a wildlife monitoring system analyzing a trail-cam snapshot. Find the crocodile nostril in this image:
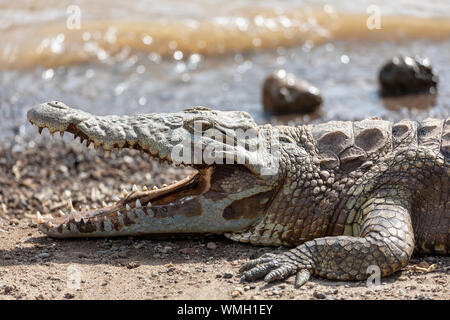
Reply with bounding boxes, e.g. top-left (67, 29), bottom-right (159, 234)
top-left (47, 101), bottom-right (68, 109)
